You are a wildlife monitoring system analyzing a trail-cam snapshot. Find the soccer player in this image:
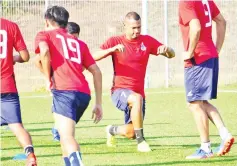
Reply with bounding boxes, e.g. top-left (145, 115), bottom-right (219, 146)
top-left (51, 21), bottom-right (81, 141)
top-left (179, 0), bottom-right (234, 159)
top-left (0, 18), bottom-right (37, 166)
top-left (92, 11), bottom-right (175, 152)
top-left (34, 6), bottom-right (103, 166)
